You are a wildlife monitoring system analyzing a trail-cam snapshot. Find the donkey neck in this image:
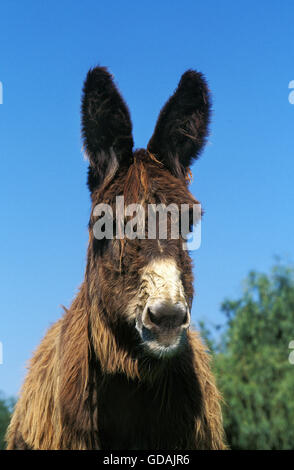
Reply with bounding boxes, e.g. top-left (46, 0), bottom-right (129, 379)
top-left (96, 354), bottom-right (202, 450)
